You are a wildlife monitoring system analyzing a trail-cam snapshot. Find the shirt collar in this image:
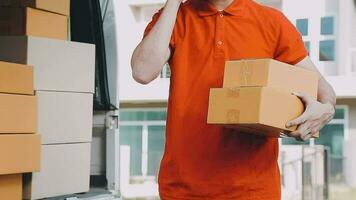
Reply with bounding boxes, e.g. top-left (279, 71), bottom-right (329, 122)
top-left (192, 0), bottom-right (249, 17)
